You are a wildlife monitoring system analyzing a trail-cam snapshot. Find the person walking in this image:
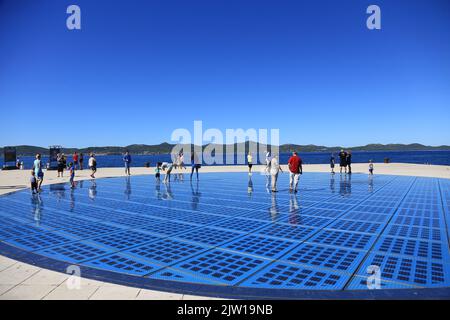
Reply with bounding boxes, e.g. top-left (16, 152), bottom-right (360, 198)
top-left (73, 152), bottom-right (79, 170)
top-left (89, 153), bottom-right (97, 178)
top-left (346, 150), bottom-right (352, 174)
top-left (190, 152), bottom-right (201, 181)
top-left (287, 151), bottom-right (302, 193)
top-left (270, 155), bottom-right (283, 192)
top-left (339, 149), bottom-right (347, 174)
top-left (369, 160), bottom-right (374, 175)
top-left (247, 152), bottom-right (253, 174)
top-left (33, 154), bottom-right (44, 192)
top-left (123, 151), bottom-right (132, 176)
top-left (265, 151), bottom-right (271, 173)
top-left (330, 153), bottom-right (335, 174)
top-left (79, 153), bottom-right (84, 170)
